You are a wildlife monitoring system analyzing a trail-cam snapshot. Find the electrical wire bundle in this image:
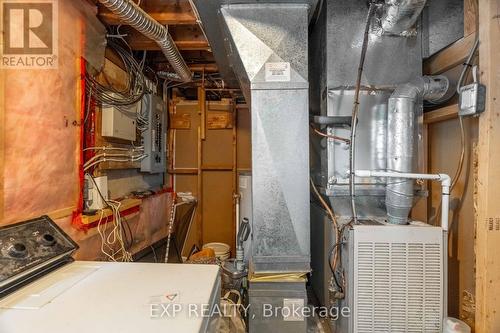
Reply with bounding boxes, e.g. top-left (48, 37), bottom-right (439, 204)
top-left (310, 179), bottom-right (346, 295)
top-left (83, 146), bottom-right (147, 171)
top-left (136, 95), bottom-right (149, 132)
top-left (85, 38), bottom-right (146, 107)
top-left (87, 173), bottom-right (133, 262)
top-left (97, 199), bottom-right (133, 262)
